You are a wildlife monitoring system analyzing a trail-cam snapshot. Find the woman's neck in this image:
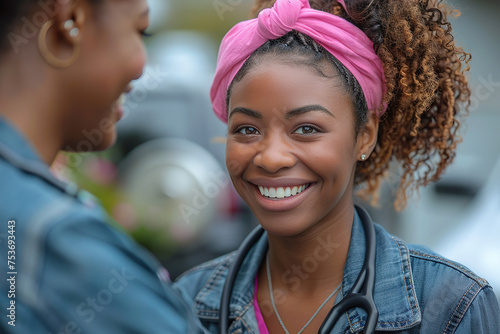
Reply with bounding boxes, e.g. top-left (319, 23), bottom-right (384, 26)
top-left (0, 52), bottom-right (63, 165)
top-left (265, 204), bottom-right (354, 296)
top-left (0, 85), bottom-right (62, 165)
